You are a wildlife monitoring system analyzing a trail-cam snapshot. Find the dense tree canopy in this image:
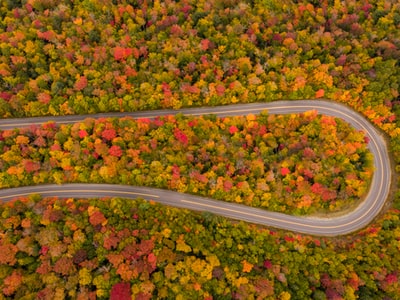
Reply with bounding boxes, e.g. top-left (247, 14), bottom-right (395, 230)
top-left (0, 0), bottom-right (398, 125)
top-left (0, 112), bottom-right (372, 215)
top-left (0, 195), bottom-right (399, 299)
